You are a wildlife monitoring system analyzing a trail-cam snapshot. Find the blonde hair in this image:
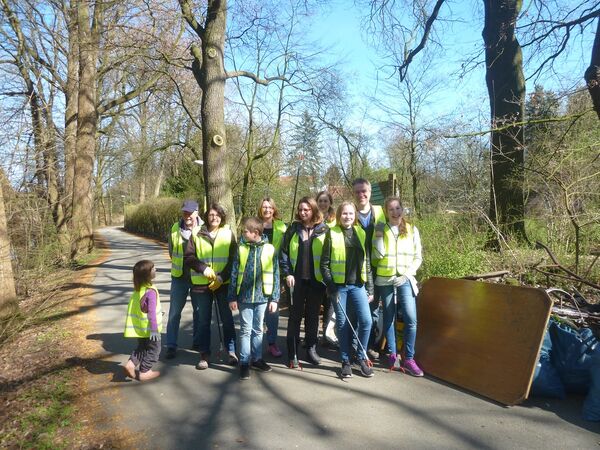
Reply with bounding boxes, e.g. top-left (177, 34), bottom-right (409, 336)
top-left (335, 201), bottom-right (357, 227)
top-left (384, 196), bottom-right (408, 236)
top-left (258, 197), bottom-right (281, 221)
